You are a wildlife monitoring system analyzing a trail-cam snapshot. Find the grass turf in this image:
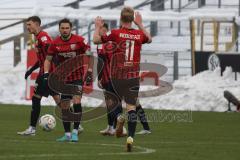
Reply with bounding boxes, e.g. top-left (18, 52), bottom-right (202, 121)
top-left (0, 104), bottom-right (240, 160)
